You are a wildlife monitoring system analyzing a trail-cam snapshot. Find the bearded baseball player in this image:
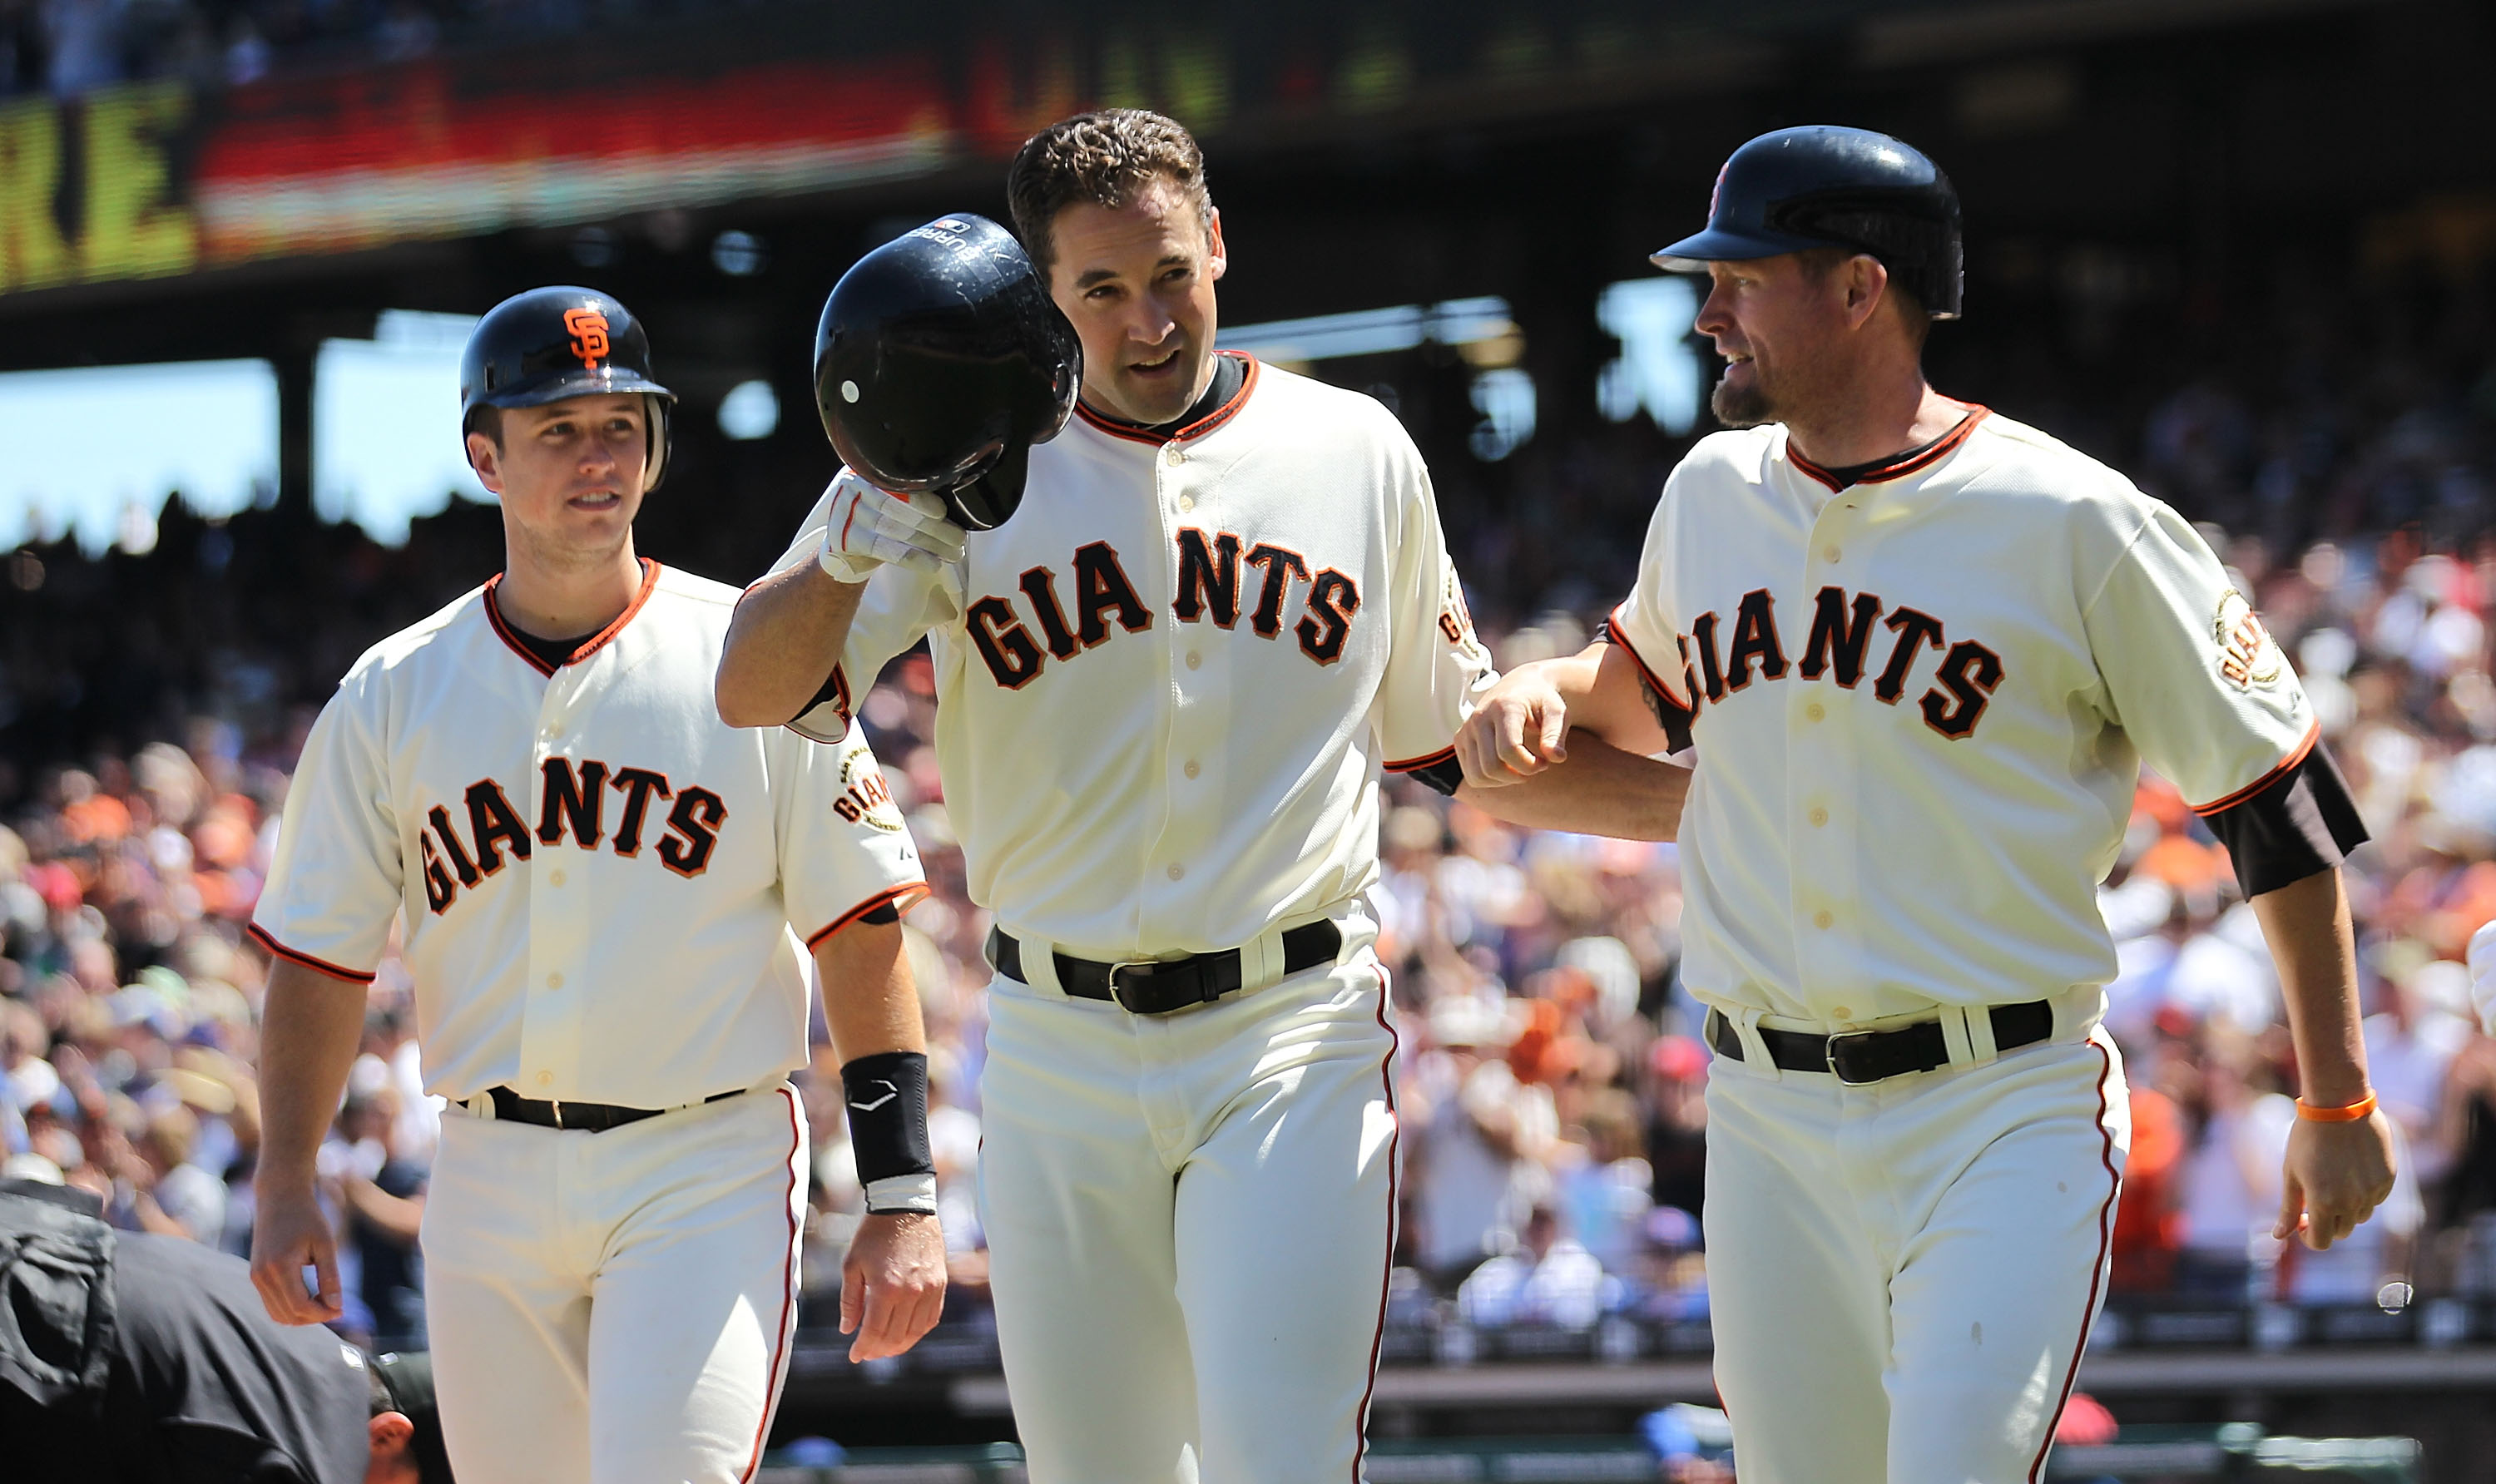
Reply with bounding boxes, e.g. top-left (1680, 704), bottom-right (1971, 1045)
top-left (1457, 126), bottom-right (2398, 1483)
top-left (716, 111), bottom-right (1676, 1482)
top-left (247, 288), bottom-right (945, 1484)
